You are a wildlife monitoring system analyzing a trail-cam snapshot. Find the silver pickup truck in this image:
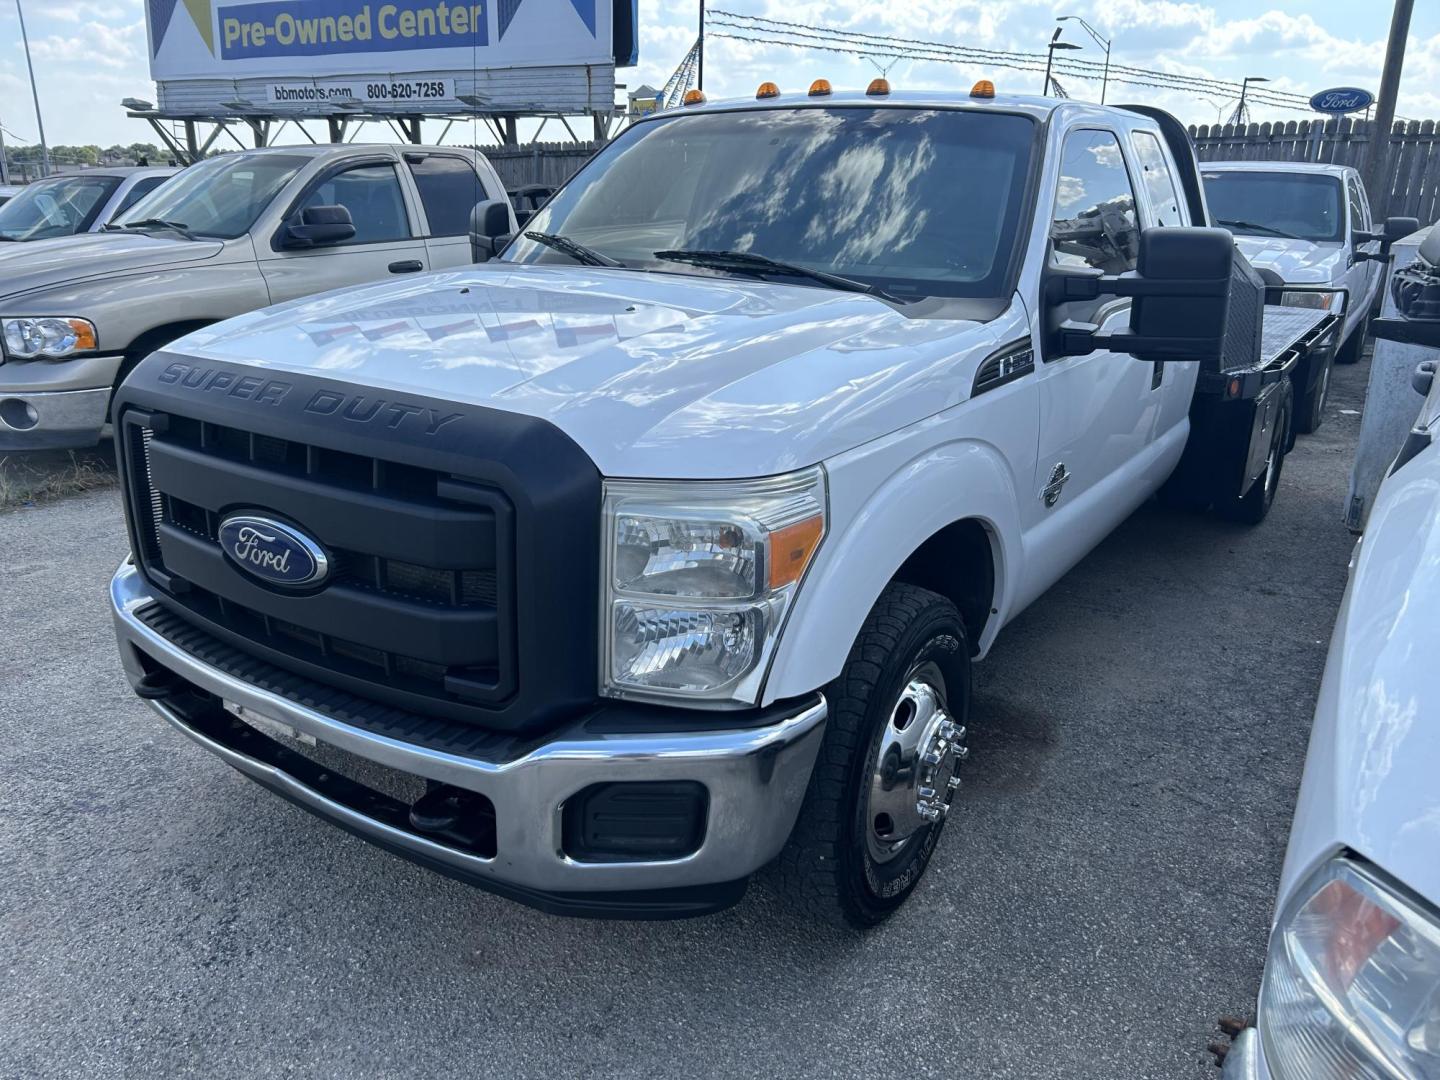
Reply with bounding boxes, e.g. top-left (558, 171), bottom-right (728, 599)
top-left (0, 144), bottom-right (512, 450)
